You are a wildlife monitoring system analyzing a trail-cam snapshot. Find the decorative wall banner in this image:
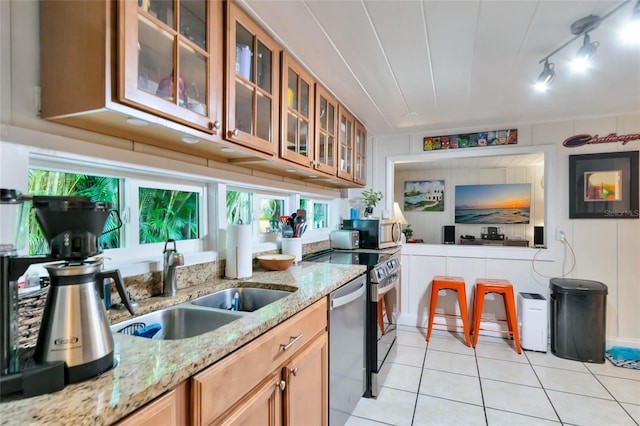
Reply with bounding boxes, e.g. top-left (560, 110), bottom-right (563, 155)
top-left (563, 133), bottom-right (640, 148)
top-left (404, 180), bottom-right (445, 212)
top-left (423, 129), bottom-right (517, 151)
